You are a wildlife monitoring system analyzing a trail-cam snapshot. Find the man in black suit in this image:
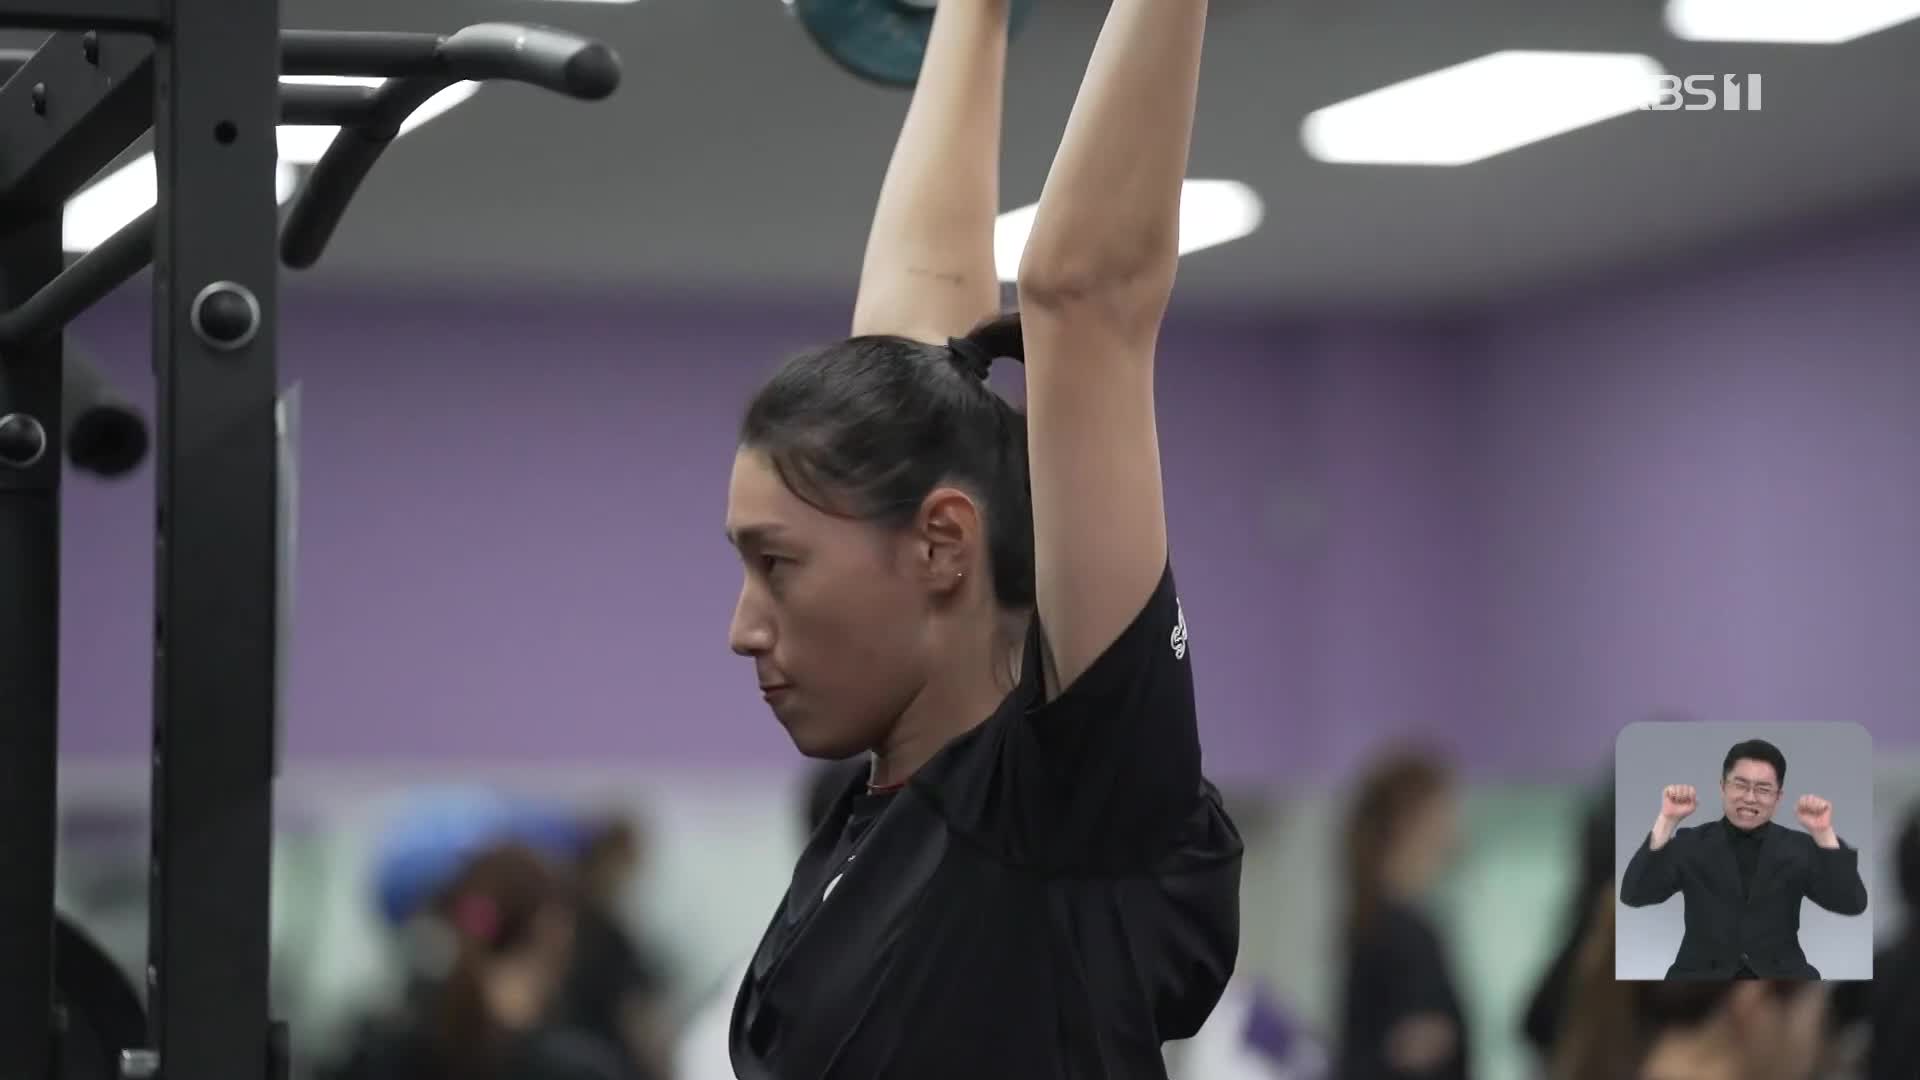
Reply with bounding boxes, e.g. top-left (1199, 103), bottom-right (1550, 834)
top-left (1620, 738), bottom-right (1868, 979)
